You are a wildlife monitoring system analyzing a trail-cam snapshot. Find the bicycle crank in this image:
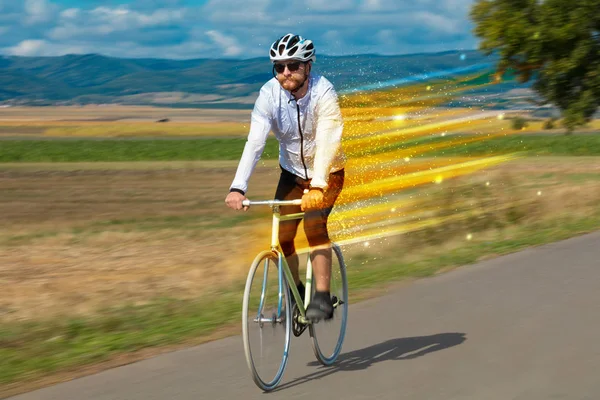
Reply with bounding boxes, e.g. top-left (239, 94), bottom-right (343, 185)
top-left (292, 303), bottom-right (307, 337)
